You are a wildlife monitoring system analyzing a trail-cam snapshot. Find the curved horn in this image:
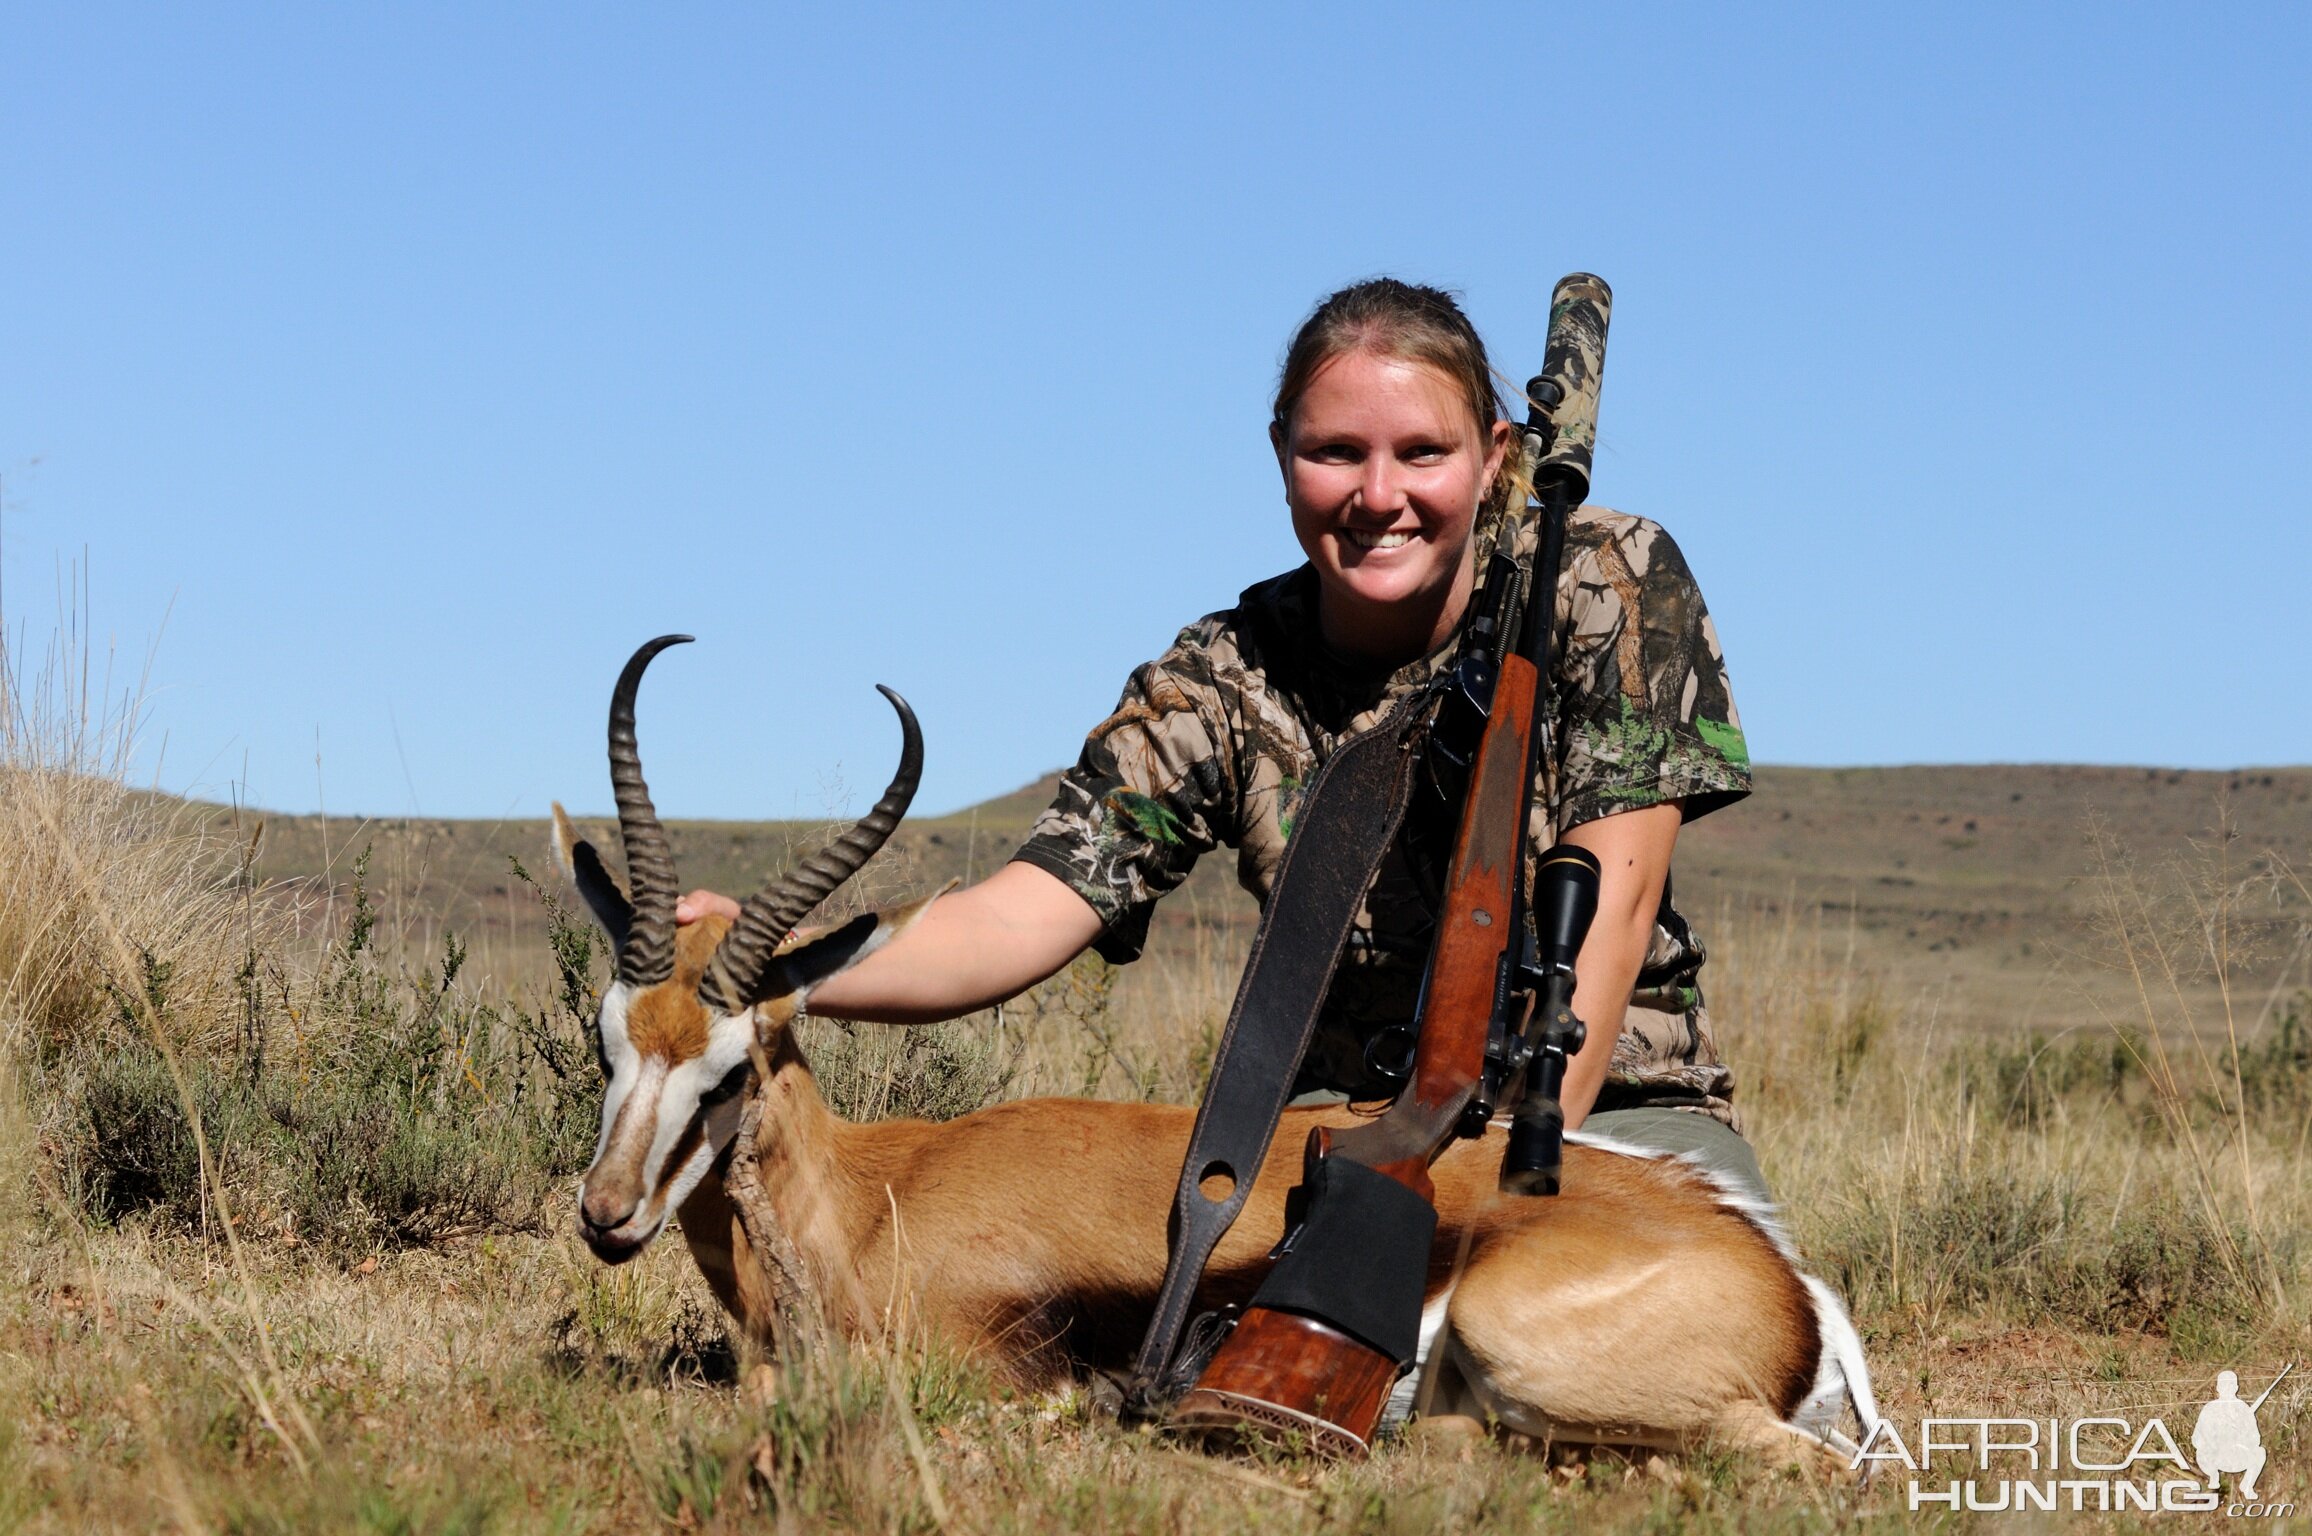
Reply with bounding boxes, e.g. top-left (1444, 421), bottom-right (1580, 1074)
top-left (608, 634), bottom-right (693, 986)
top-left (701, 686), bottom-right (923, 1014)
